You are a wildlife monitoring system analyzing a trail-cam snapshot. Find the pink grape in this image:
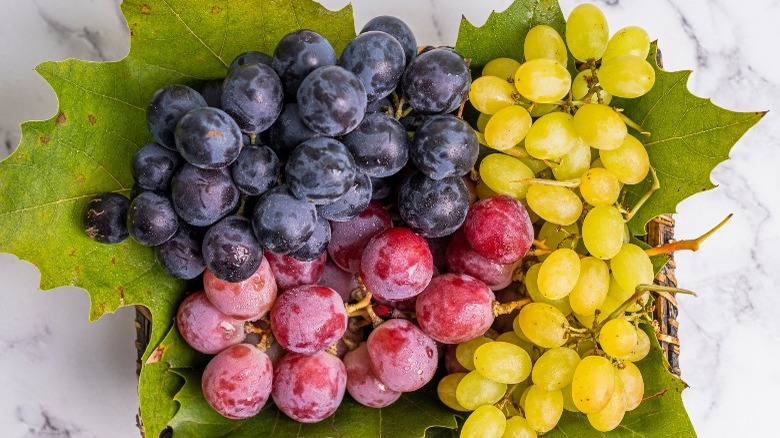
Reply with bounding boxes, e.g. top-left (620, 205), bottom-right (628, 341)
top-left (328, 201), bottom-right (392, 273)
top-left (201, 344), bottom-right (273, 419)
top-left (344, 342), bottom-right (402, 408)
top-left (204, 257), bottom-right (277, 320)
top-left (360, 227), bottom-right (434, 302)
top-left (446, 229), bottom-right (517, 290)
top-left (319, 256), bottom-right (359, 302)
top-left (270, 284), bottom-right (348, 354)
top-left (415, 273), bottom-right (496, 344)
top-left (264, 250), bottom-right (326, 291)
top-left (366, 318), bottom-right (438, 392)
top-left (463, 195), bottom-right (534, 264)
top-left (176, 291), bottom-right (246, 354)
top-left (272, 351), bottom-right (347, 423)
